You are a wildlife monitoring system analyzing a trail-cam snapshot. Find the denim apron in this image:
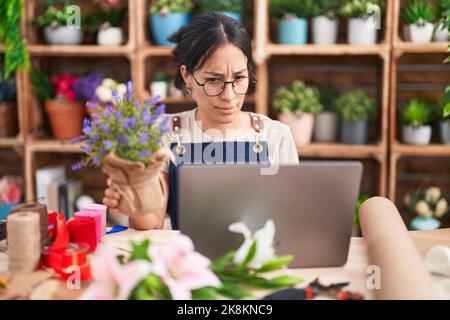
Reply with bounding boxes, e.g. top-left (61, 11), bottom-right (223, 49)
top-left (167, 113), bottom-right (270, 229)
